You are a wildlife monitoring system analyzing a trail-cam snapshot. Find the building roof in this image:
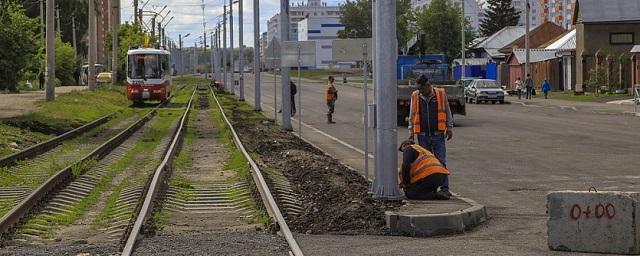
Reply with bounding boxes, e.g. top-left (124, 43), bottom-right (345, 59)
top-left (574, 0), bottom-right (640, 24)
top-left (545, 29), bottom-right (576, 50)
top-left (631, 45), bottom-right (640, 53)
top-left (452, 58), bottom-right (491, 66)
top-left (500, 22), bottom-right (566, 54)
top-left (472, 26), bottom-right (526, 50)
top-left (509, 49), bottom-right (560, 64)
